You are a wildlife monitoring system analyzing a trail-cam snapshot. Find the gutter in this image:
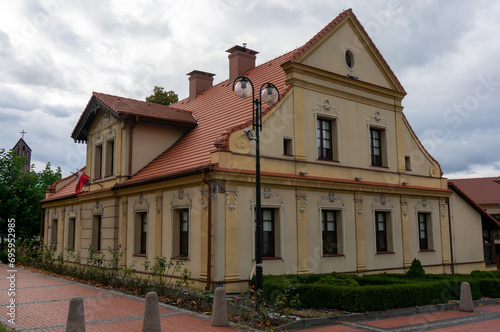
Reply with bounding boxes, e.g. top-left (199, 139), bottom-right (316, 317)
top-left (113, 166), bottom-right (211, 190)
